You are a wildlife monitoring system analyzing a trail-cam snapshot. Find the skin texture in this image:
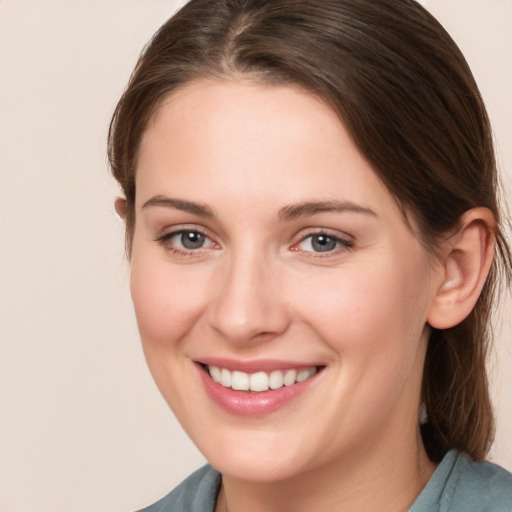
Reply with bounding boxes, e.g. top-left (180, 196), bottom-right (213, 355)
top-left (126, 80), bottom-right (493, 511)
